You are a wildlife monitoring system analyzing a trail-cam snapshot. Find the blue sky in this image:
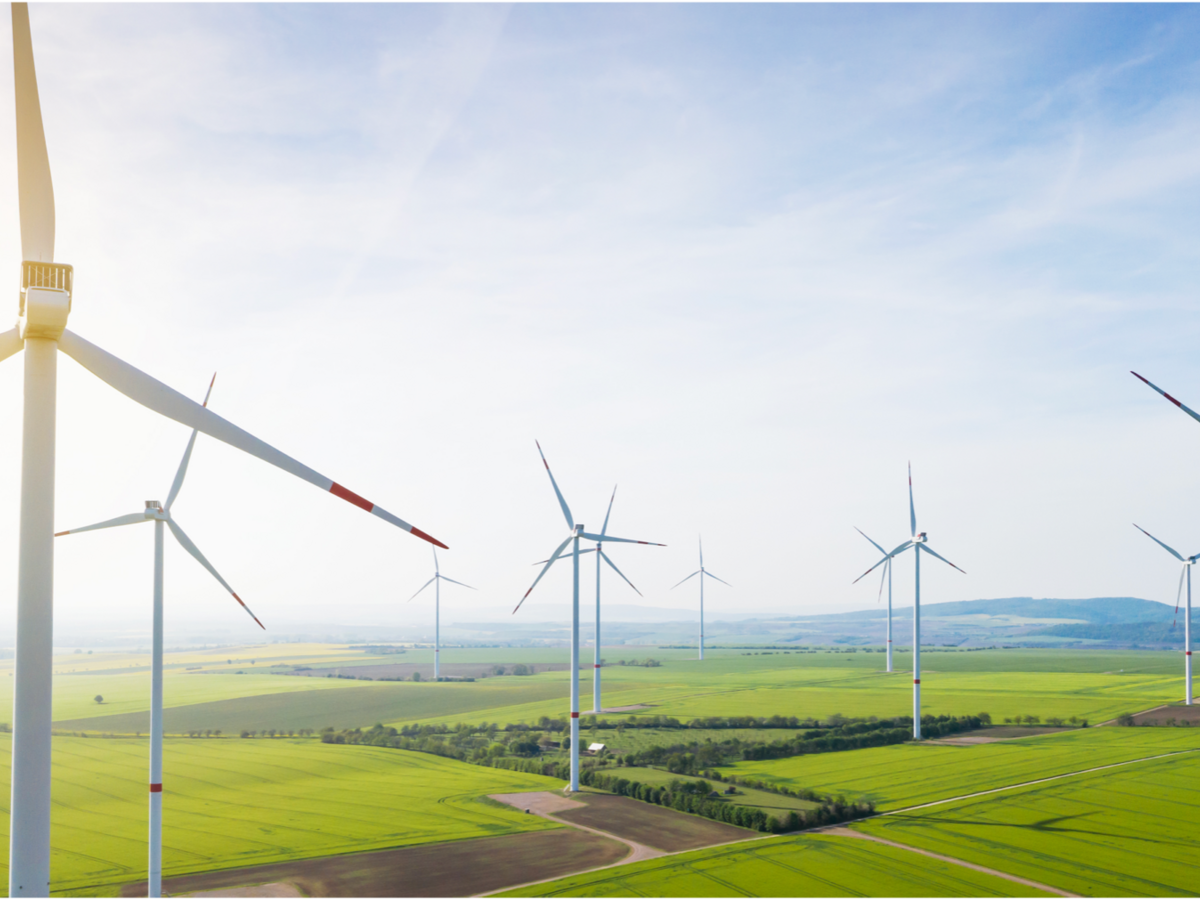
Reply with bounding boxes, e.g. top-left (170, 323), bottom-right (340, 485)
top-left (3, 4), bottom-right (1200, 639)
